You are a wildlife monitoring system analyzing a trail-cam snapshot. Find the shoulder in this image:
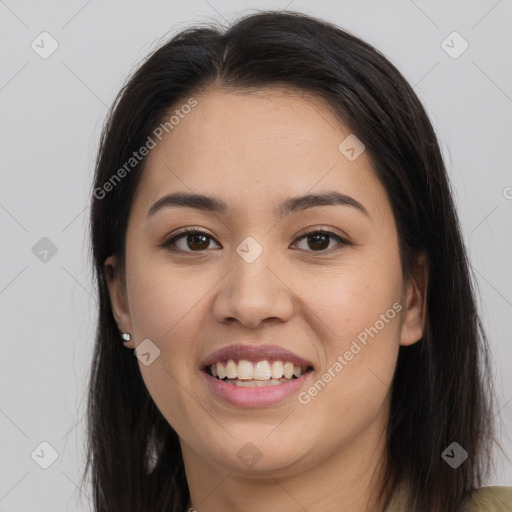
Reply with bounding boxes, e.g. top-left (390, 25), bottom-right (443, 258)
top-left (384, 483), bottom-right (512, 512)
top-left (461, 486), bottom-right (512, 511)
